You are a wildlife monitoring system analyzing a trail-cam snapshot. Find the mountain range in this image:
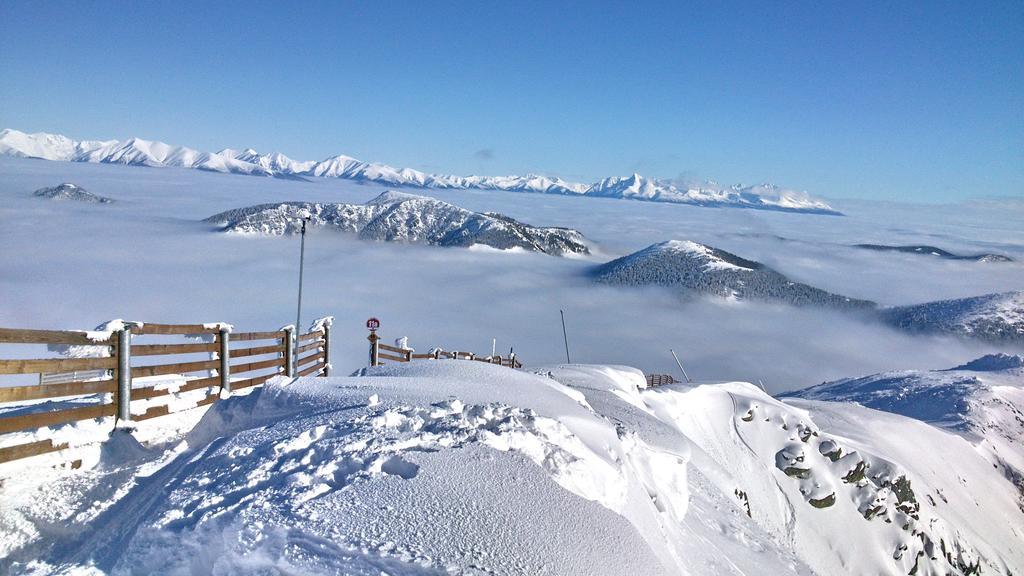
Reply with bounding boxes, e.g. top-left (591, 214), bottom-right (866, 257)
top-left (0, 128), bottom-right (840, 215)
top-left (204, 190), bottom-right (591, 256)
